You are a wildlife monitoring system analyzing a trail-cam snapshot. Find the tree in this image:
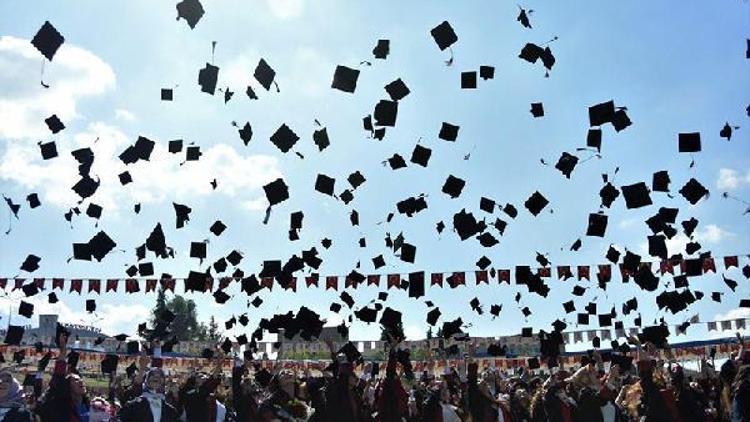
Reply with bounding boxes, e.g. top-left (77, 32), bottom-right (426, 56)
top-left (207, 316), bottom-right (220, 341)
top-left (150, 292), bottom-right (207, 342)
top-left (380, 322), bottom-right (405, 342)
top-left (426, 327), bottom-right (433, 339)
